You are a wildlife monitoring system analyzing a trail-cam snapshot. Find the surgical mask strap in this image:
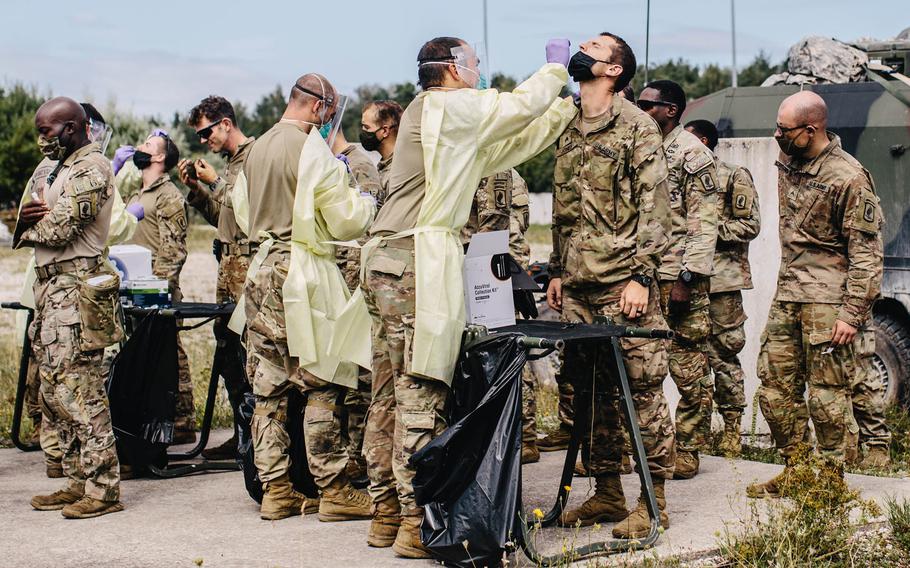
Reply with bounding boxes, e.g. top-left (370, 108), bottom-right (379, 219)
top-left (419, 61), bottom-right (481, 85)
